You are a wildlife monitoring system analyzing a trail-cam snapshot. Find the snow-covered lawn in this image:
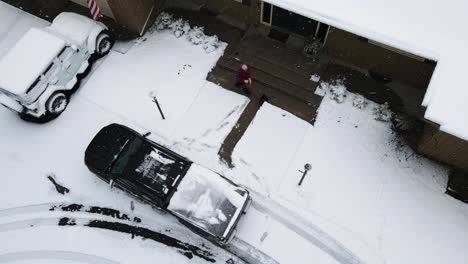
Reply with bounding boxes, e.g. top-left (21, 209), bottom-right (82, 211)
top-left (222, 86), bottom-right (468, 263)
